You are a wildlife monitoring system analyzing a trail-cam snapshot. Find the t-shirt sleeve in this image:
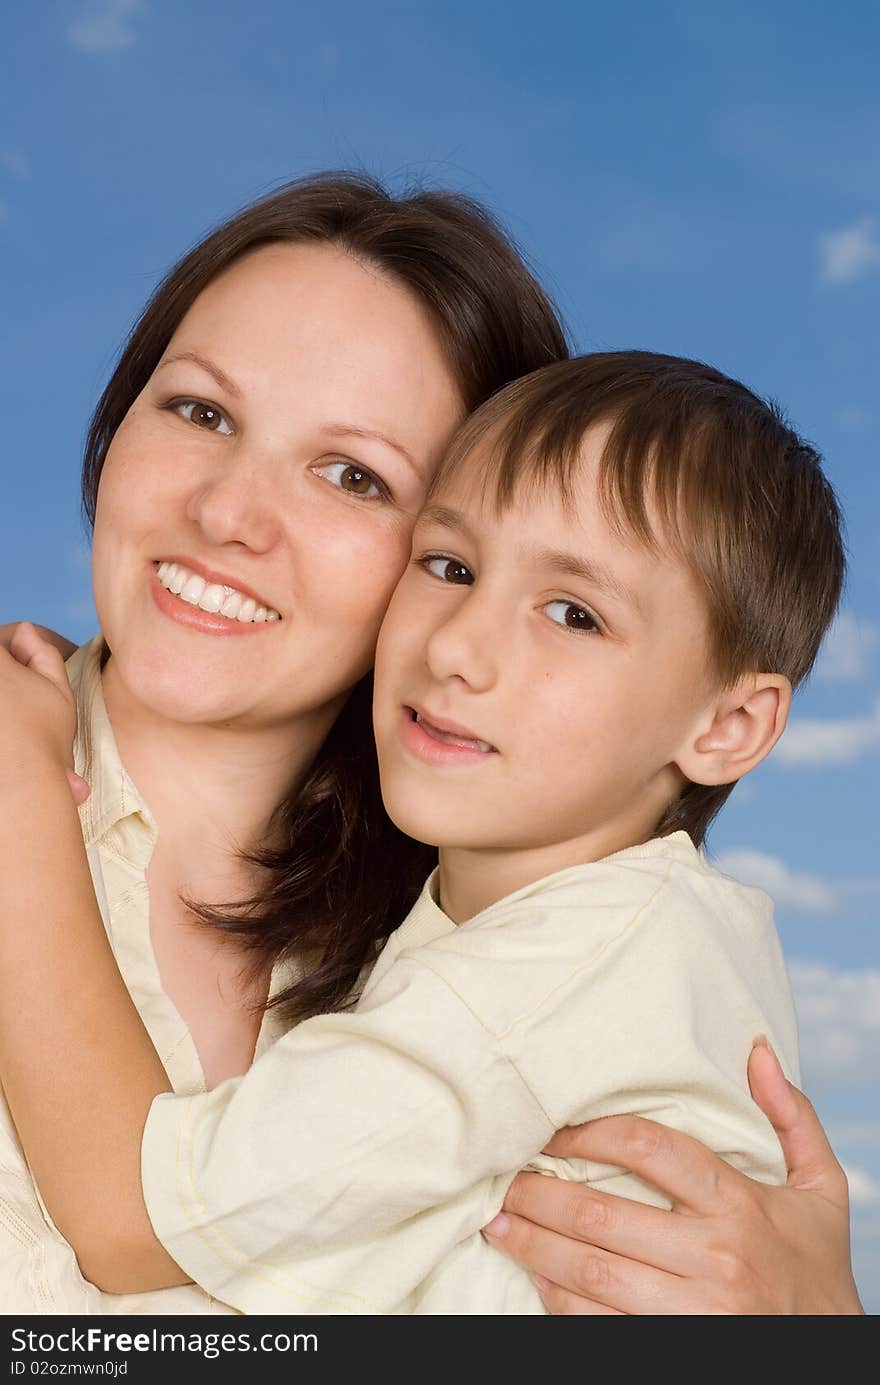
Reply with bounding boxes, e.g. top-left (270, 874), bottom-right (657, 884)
top-left (141, 954), bottom-right (555, 1315)
top-left (501, 875), bottom-right (797, 1191)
